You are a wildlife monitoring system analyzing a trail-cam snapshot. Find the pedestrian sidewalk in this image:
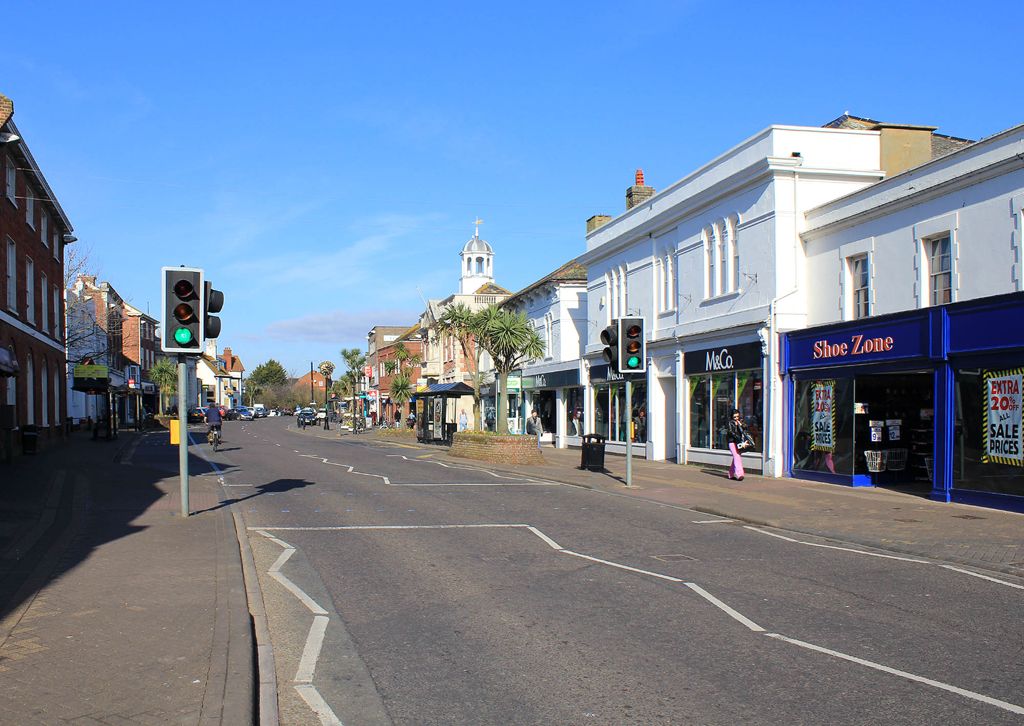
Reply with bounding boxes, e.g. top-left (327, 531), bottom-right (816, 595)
top-left (367, 431), bottom-right (1024, 578)
top-left (0, 429), bottom-right (253, 724)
